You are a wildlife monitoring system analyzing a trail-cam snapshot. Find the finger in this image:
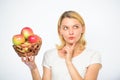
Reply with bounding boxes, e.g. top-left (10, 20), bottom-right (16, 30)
top-left (72, 43), bottom-right (76, 47)
top-left (28, 56), bottom-right (35, 61)
top-left (21, 57), bottom-right (27, 62)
